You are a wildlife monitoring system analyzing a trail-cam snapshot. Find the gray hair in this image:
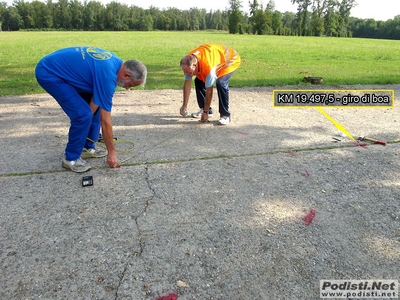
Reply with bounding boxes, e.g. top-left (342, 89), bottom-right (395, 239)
top-left (180, 55), bottom-right (195, 68)
top-left (124, 60), bottom-right (147, 87)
